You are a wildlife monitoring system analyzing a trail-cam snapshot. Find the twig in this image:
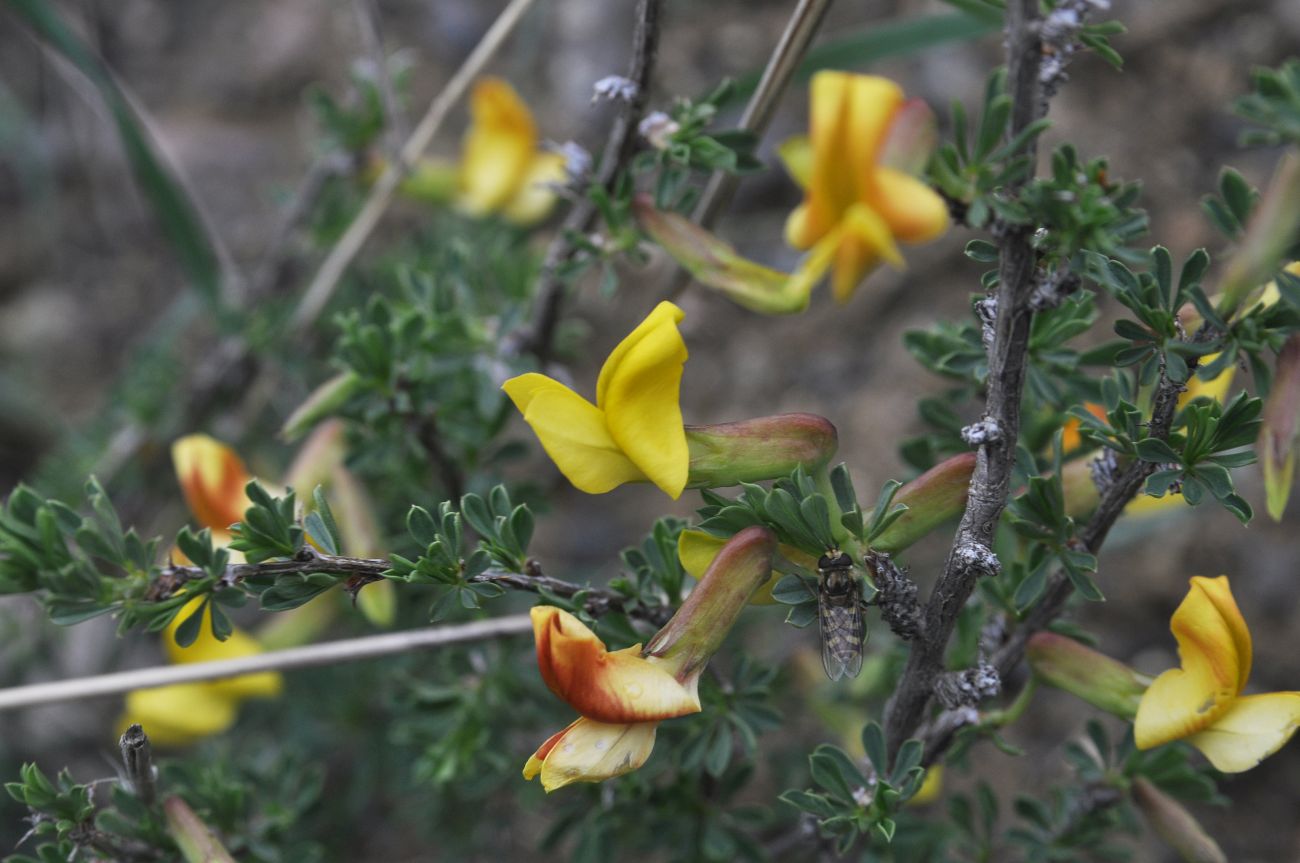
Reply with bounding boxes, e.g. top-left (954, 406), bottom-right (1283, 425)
top-left (118, 724), bottom-right (156, 806)
top-left (0, 616), bottom-right (533, 712)
top-left (662, 0), bottom-right (833, 304)
top-left (883, 0), bottom-right (1044, 759)
top-left (511, 0), bottom-right (661, 363)
top-left (690, 0), bottom-right (832, 233)
top-left (291, 0), bottom-right (542, 334)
